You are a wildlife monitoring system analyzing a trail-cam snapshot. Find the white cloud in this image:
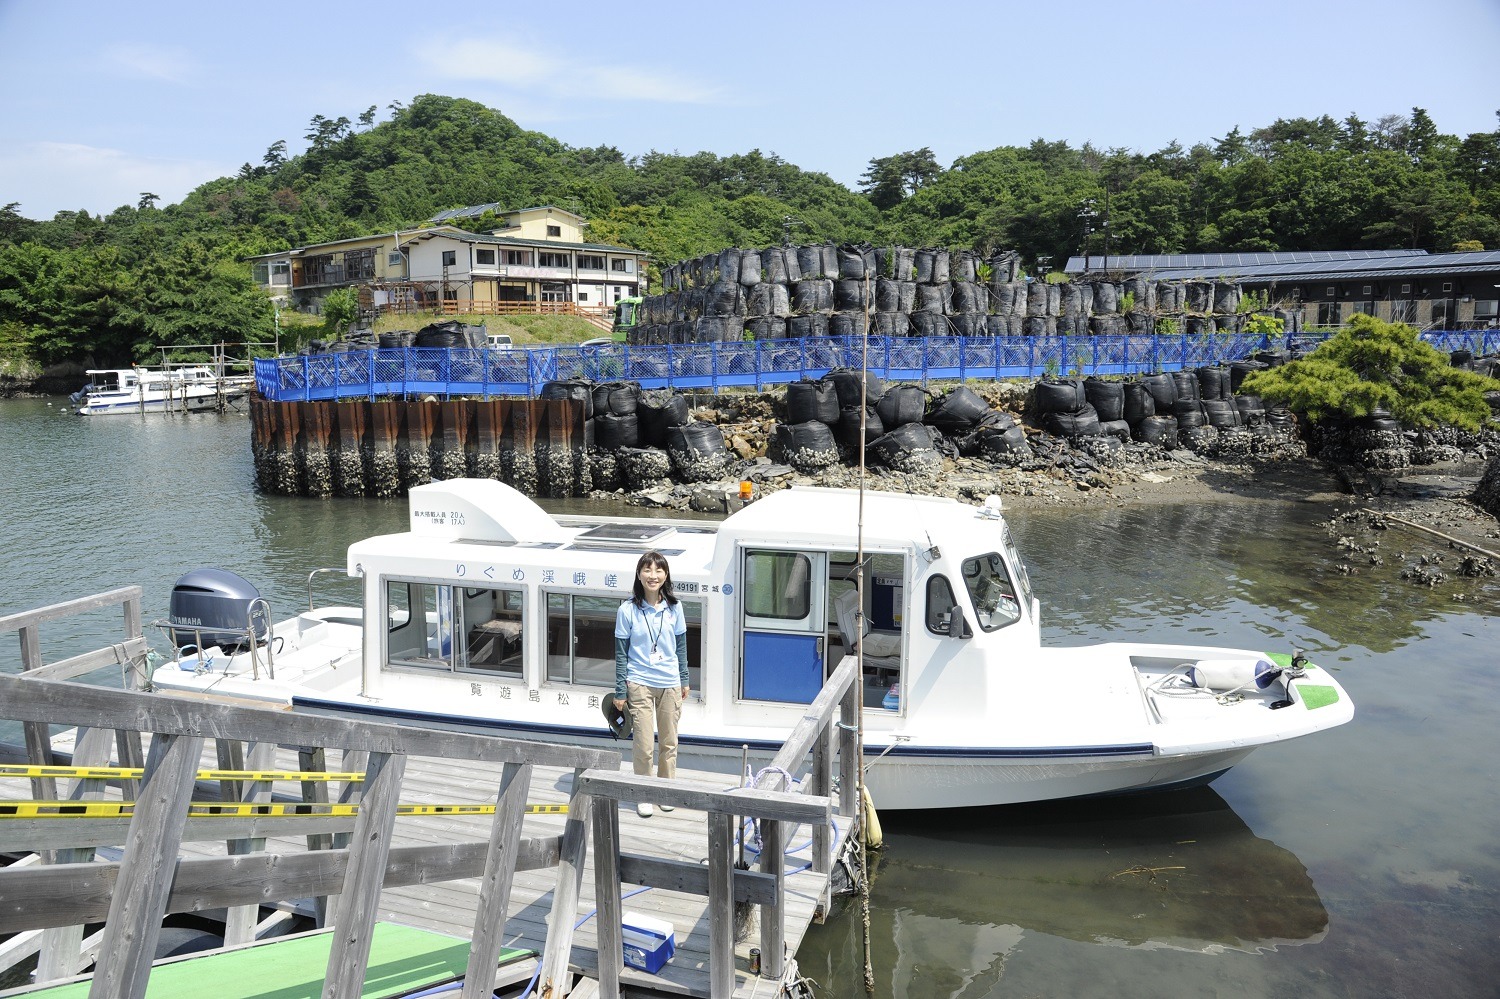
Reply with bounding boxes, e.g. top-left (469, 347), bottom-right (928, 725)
top-left (102, 43), bottom-right (200, 84)
top-left (418, 37), bottom-right (720, 105)
top-left (0, 142), bottom-right (230, 218)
